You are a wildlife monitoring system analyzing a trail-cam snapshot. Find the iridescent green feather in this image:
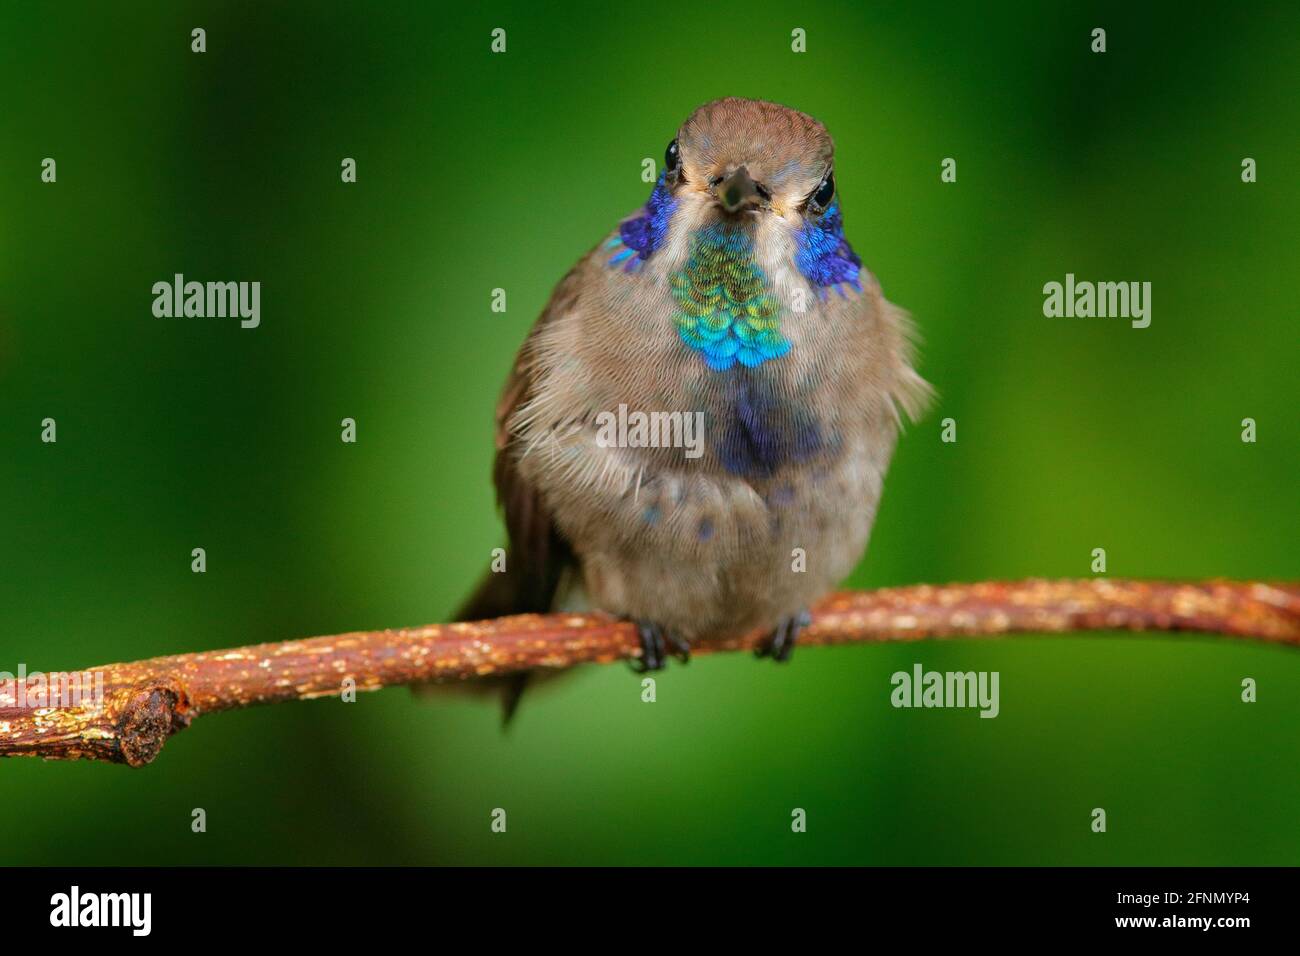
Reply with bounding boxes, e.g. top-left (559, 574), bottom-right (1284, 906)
top-left (670, 225), bottom-right (790, 371)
